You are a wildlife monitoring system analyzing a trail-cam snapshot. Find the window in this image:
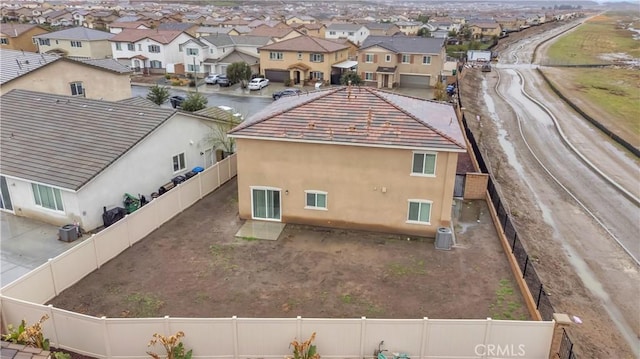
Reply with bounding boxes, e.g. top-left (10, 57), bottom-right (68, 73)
top-left (412, 152), bottom-right (436, 176)
top-left (364, 72), bottom-right (374, 81)
top-left (407, 200), bottom-right (431, 224)
top-left (172, 153), bottom-right (186, 172)
top-left (310, 53), bottom-right (324, 62)
top-left (305, 191), bottom-right (327, 210)
top-left (39, 38), bottom-right (50, 46)
top-left (32, 183), bottom-right (64, 211)
top-left (310, 71), bottom-right (323, 80)
top-left (329, 31), bottom-right (336, 35)
top-left (385, 54), bottom-right (391, 62)
top-left (348, 31), bottom-right (354, 36)
top-left (422, 56), bottom-right (431, 65)
top-left (187, 64), bottom-right (200, 72)
top-left (0, 38), bottom-right (8, 45)
top-left (186, 48), bottom-right (198, 55)
top-left (402, 54), bottom-right (411, 63)
top-left (127, 43), bottom-right (135, 51)
top-left (70, 82), bottom-right (84, 96)
top-left (297, 52), bottom-right (302, 60)
top-left (115, 42), bottom-right (121, 50)
top-left (150, 60), bottom-right (162, 68)
top-left (269, 51), bottom-right (283, 60)
top-left (365, 53), bottom-right (374, 63)
top-left (148, 45), bottom-right (160, 53)
top-left (137, 44), bottom-right (142, 51)
top-left (70, 40), bottom-right (82, 47)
